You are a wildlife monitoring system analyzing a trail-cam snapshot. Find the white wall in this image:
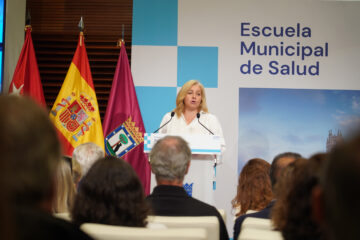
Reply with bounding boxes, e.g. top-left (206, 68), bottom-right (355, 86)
top-left (3, 0), bottom-right (26, 92)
